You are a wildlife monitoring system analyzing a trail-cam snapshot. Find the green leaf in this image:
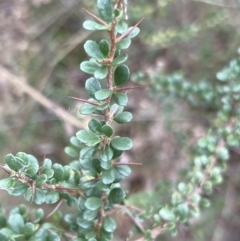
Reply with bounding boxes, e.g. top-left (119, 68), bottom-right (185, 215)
top-left (63, 165), bottom-right (71, 180)
top-left (85, 197), bottom-right (102, 211)
top-left (85, 78), bottom-right (102, 98)
top-left (8, 180), bottom-right (28, 196)
top-left (36, 174), bottom-right (48, 187)
top-left (95, 103), bottom-right (109, 111)
top-left (80, 158), bottom-right (100, 175)
top-left (83, 20), bottom-right (107, 31)
top-left (0, 178), bottom-right (14, 190)
top-left (52, 163), bottom-right (64, 181)
top-left (114, 111), bottom-right (132, 124)
top-left (114, 65), bottom-right (130, 86)
top-left (0, 214), bottom-right (6, 228)
top-left (112, 149), bottom-right (123, 160)
top-left (111, 136), bottom-right (132, 151)
top-left (23, 222), bottom-right (35, 238)
top-left (45, 191), bottom-right (60, 204)
top-left (113, 93), bottom-right (128, 106)
top-left (80, 61), bottom-right (99, 74)
top-left (77, 216), bottom-right (94, 230)
top-left (84, 40), bottom-right (104, 60)
top-left (64, 147), bottom-right (78, 158)
top-left (159, 208), bottom-right (175, 221)
top-left (116, 20), bottom-right (128, 34)
top-left (171, 192), bottom-right (183, 205)
top-left (110, 103), bottom-right (124, 115)
top-left (43, 158), bottom-right (52, 169)
top-left (100, 145), bottom-right (113, 162)
top-left (127, 27), bottom-right (140, 38)
top-left (100, 229), bottom-right (113, 241)
top-left (101, 124), bottom-right (113, 137)
top-left (115, 165), bottom-right (131, 176)
top-left (25, 155), bottom-right (39, 177)
top-left (5, 154), bottom-right (24, 172)
top-left (94, 65), bottom-right (108, 79)
top-left (216, 68), bottom-right (231, 82)
top-left (92, 158), bottom-right (102, 174)
top-left (100, 159), bottom-right (112, 170)
top-left (117, 38), bottom-right (131, 49)
top-left (200, 198), bottom-right (211, 208)
top-left (25, 188), bottom-right (46, 205)
top-left (43, 168), bottom-right (54, 178)
top-left (79, 103), bottom-right (96, 115)
top-left (103, 216), bottom-right (117, 233)
top-left (88, 119), bottom-right (103, 135)
top-left (8, 213), bottom-right (24, 233)
top-left (176, 203), bottom-right (189, 217)
top-left (108, 188), bottom-right (125, 204)
top-left (70, 136), bottom-right (82, 148)
top-left (112, 54), bottom-right (128, 66)
top-left (0, 228), bottom-right (15, 239)
top-left (77, 130), bottom-right (101, 146)
top-left (34, 208), bottom-right (45, 223)
top-left (15, 152), bottom-right (28, 164)
top-left (83, 209), bottom-right (98, 221)
top-left (178, 182), bottom-right (187, 194)
top-left (80, 146), bottom-right (96, 160)
top-left (97, 0), bottom-right (113, 23)
top-left (216, 147), bottom-right (229, 161)
top-left (95, 89), bottom-right (113, 100)
top-left (202, 181), bottom-right (213, 195)
top-left (99, 39), bottom-right (110, 57)
top-left (0, 232), bottom-right (8, 241)
top-left (102, 168), bottom-right (115, 184)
